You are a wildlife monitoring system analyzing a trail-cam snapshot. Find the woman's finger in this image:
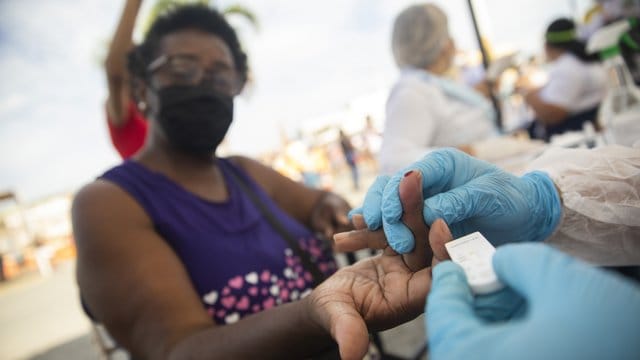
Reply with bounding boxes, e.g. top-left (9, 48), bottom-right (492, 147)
top-left (333, 228), bottom-right (388, 252)
top-left (399, 170), bottom-right (432, 272)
